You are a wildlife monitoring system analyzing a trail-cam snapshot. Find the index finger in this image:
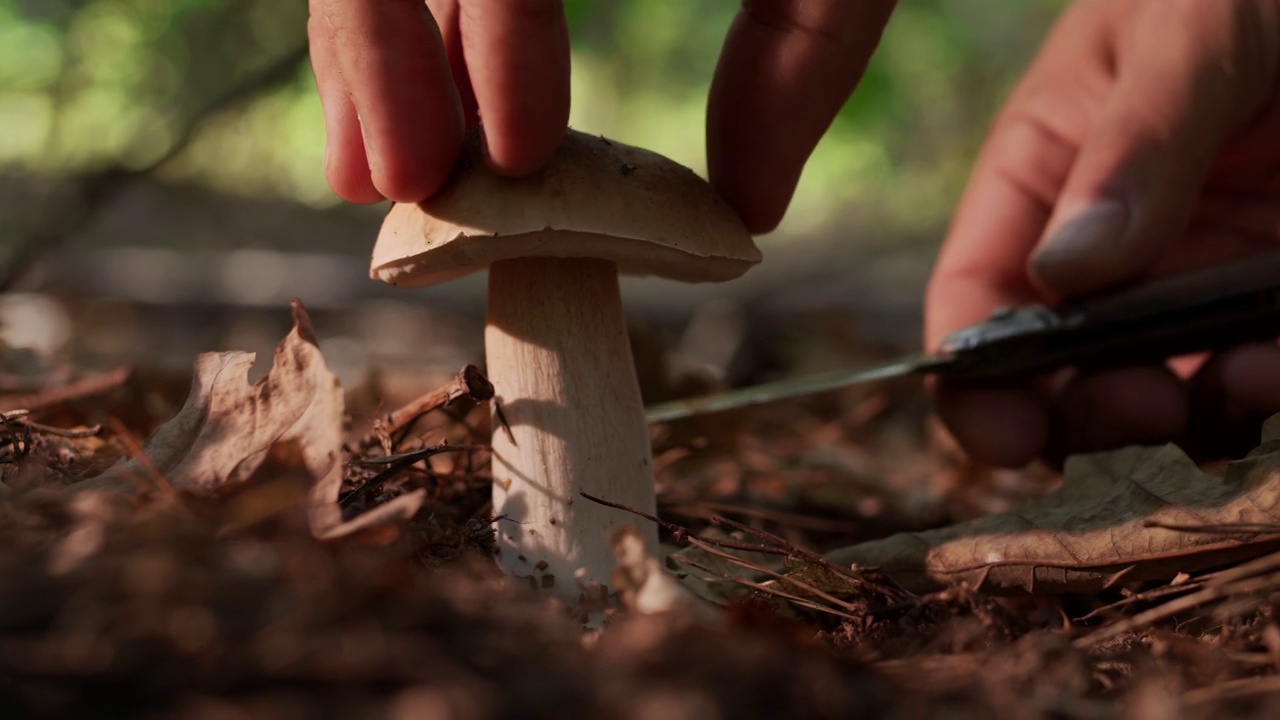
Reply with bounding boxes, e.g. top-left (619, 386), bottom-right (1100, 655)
top-left (310, 0), bottom-right (465, 203)
top-left (706, 0), bottom-right (897, 234)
